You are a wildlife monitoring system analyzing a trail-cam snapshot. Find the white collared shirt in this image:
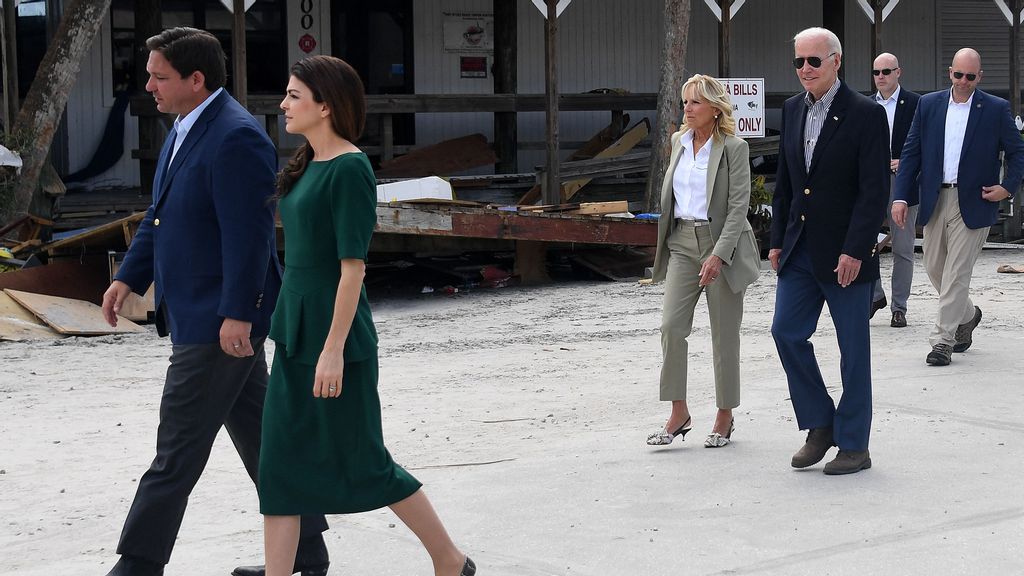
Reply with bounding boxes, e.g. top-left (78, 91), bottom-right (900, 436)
top-left (170, 87), bottom-right (225, 162)
top-left (943, 89), bottom-right (974, 184)
top-left (875, 84), bottom-right (900, 154)
top-left (672, 130), bottom-right (712, 220)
